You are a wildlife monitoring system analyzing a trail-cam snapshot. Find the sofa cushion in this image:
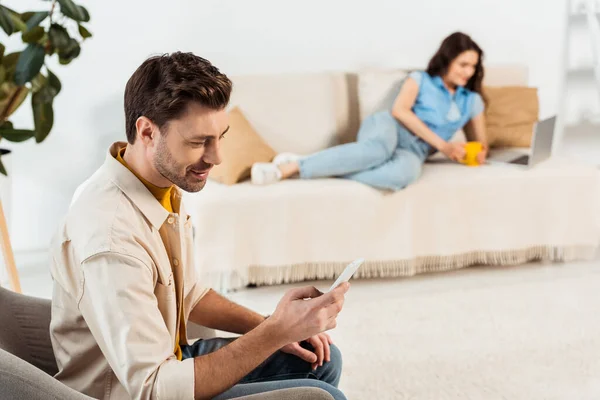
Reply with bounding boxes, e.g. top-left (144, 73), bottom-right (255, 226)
top-left (482, 86), bottom-right (539, 148)
top-left (227, 72), bottom-right (351, 155)
top-left (209, 107), bottom-right (276, 185)
top-left (357, 69), bottom-right (409, 121)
